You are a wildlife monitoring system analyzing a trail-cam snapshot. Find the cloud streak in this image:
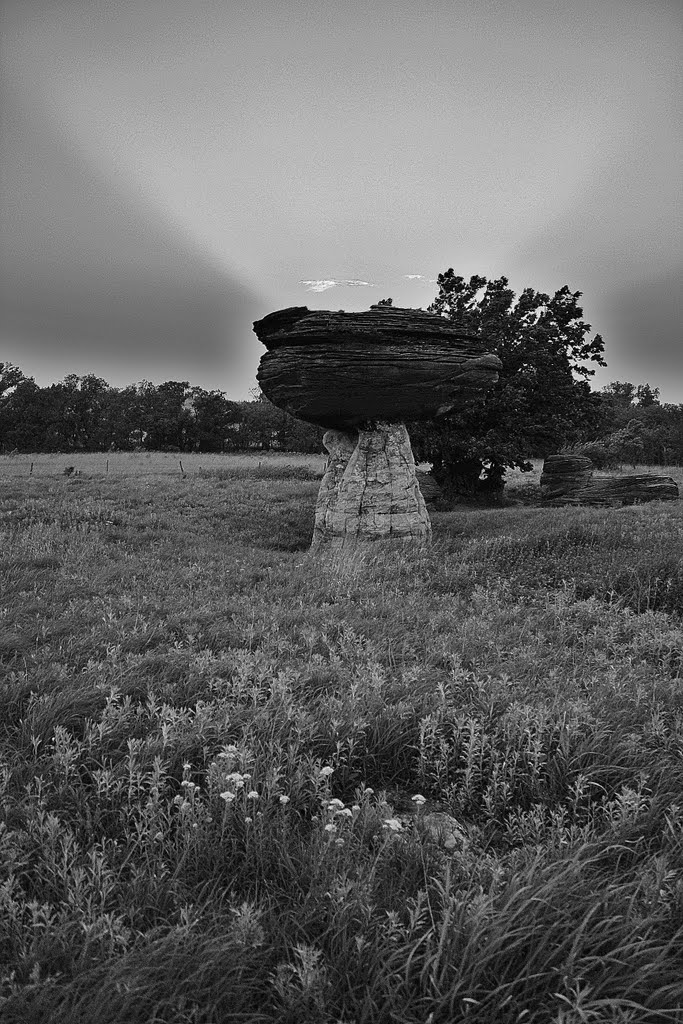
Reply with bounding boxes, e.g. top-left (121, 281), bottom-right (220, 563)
top-left (300, 279), bottom-right (375, 292)
top-left (0, 82), bottom-right (262, 391)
